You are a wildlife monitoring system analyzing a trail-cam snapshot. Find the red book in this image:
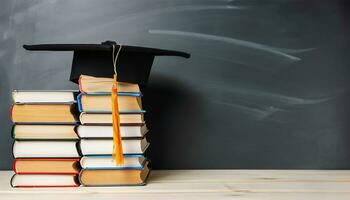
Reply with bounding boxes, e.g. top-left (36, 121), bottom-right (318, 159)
top-left (11, 158), bottom-right (80, 188)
